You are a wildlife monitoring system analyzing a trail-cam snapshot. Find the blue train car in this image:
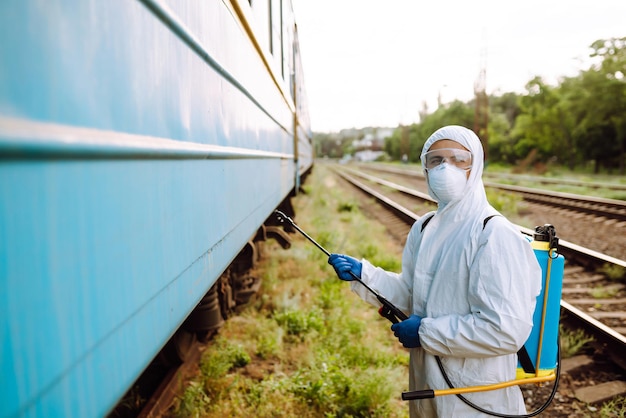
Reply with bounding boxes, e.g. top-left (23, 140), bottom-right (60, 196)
top-left (0, 1), bottom-right (312, 417)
